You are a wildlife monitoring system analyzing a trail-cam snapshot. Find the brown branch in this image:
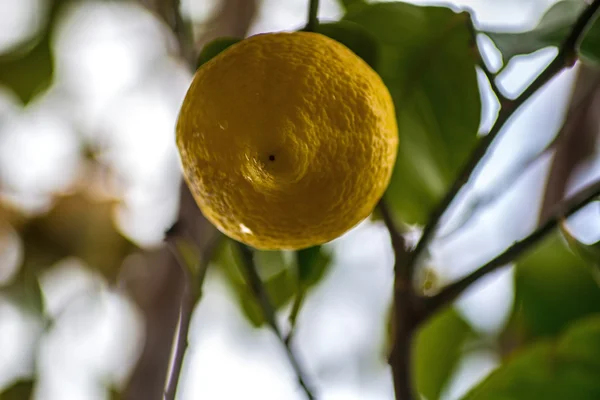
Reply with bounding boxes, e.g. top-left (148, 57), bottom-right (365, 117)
top-left (378, 201), bottom-right (422, 399)
top-left (235, 243), bottom-right (316, 400)
top-left (424, 179), bottom-right (600, 314)
top-left (122, 185), bottom-right (218, 400)
top-left (120, 247), bottom-right (186, 400)
top-left (304, 0), bottom-right (320, 32)
top-left (380, 4), bottom-right (600, 399)
top-left (539, 63), bottom-right (600, 220)
top-left (407, 0), bottom-right (600, 272)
